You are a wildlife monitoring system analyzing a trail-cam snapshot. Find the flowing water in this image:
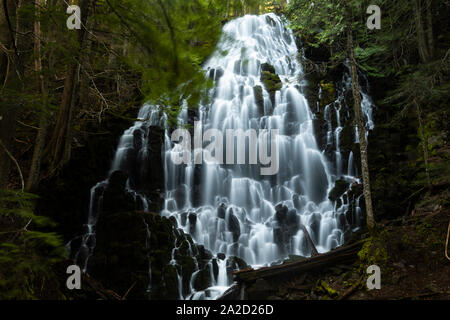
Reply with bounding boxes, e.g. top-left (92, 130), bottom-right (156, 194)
top-left (74, 13), bottom-right (374, 300)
